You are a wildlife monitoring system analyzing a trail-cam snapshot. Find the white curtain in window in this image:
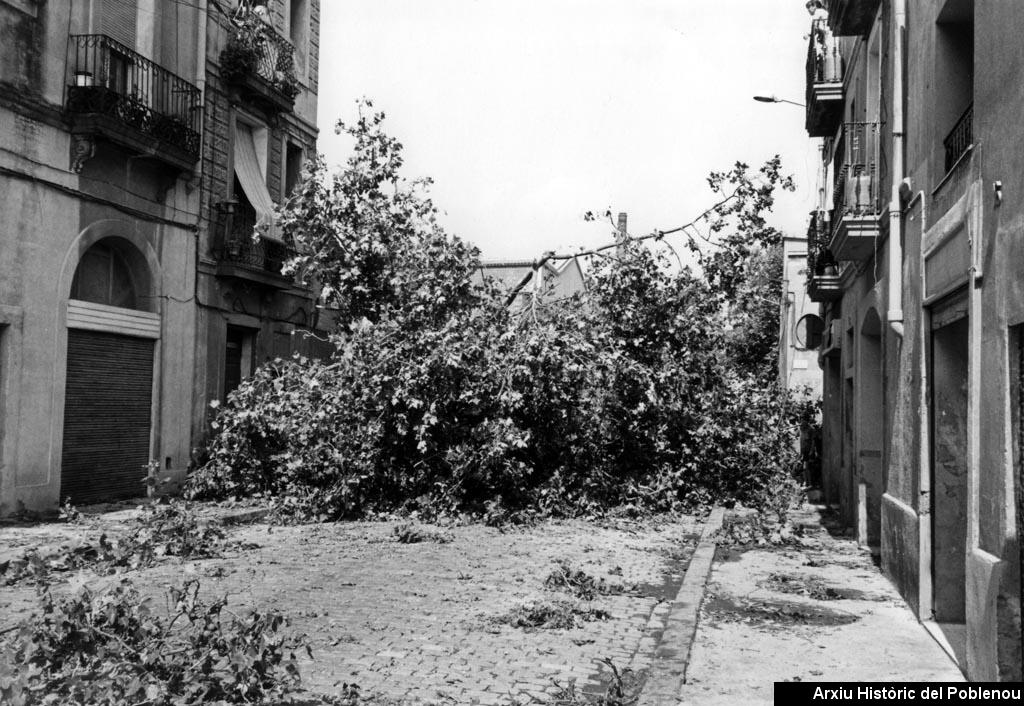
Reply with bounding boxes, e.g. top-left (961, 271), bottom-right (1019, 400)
top-left (233, 122), bottom-right (282, 242)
